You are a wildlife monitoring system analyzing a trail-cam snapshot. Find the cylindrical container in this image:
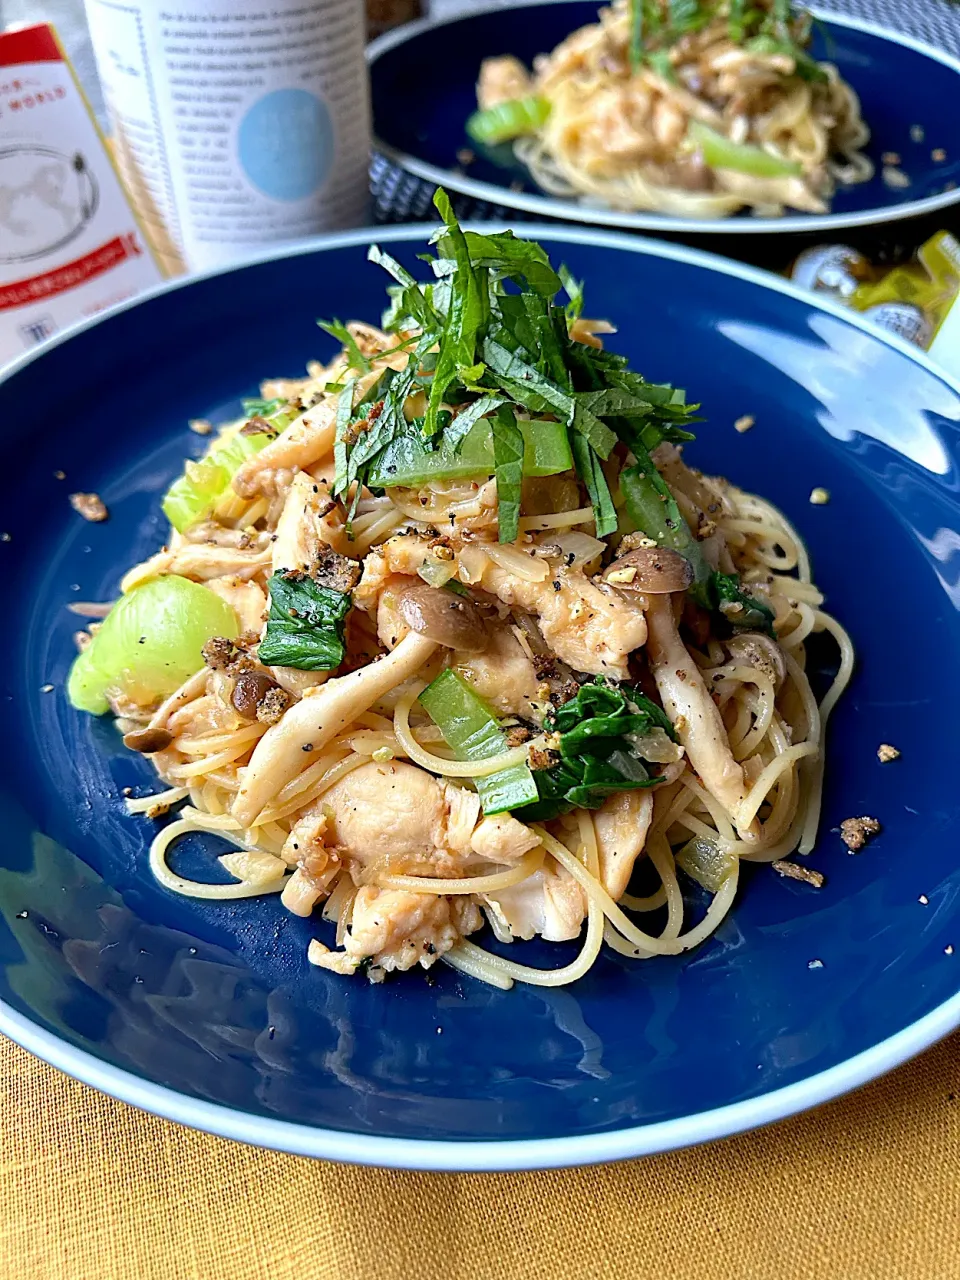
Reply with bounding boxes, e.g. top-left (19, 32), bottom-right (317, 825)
top-left (84, 0), bottom-right (371, 273)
